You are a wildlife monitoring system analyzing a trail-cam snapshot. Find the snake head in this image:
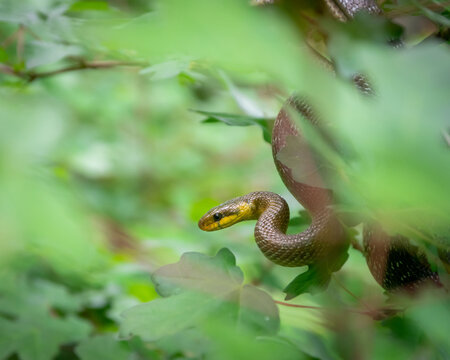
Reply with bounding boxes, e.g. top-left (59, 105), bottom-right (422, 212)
top-left (198, 197), bottom-right (255, 231)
